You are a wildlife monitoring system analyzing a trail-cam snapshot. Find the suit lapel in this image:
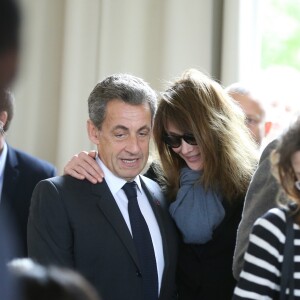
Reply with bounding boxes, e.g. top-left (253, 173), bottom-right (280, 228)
top-left (1, 146), bottom-right (19, 205)
top-left (92, 177), bottom-right (171, 286)
top-left (91, 180), bottom-right (140, 268)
